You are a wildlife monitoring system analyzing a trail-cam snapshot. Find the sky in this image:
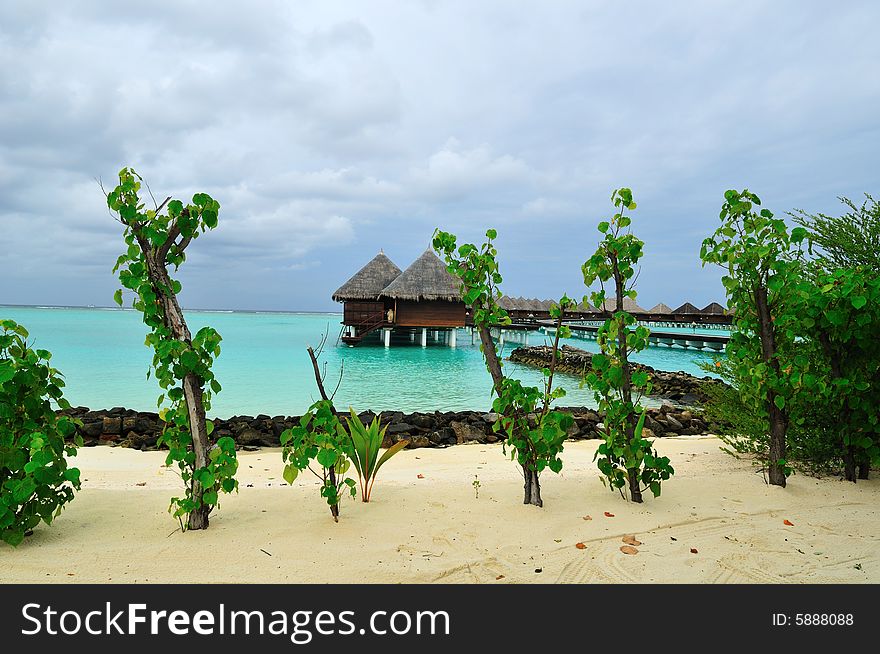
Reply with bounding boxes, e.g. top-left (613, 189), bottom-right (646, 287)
top-left (1, 0), bottom-right (878, 312)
